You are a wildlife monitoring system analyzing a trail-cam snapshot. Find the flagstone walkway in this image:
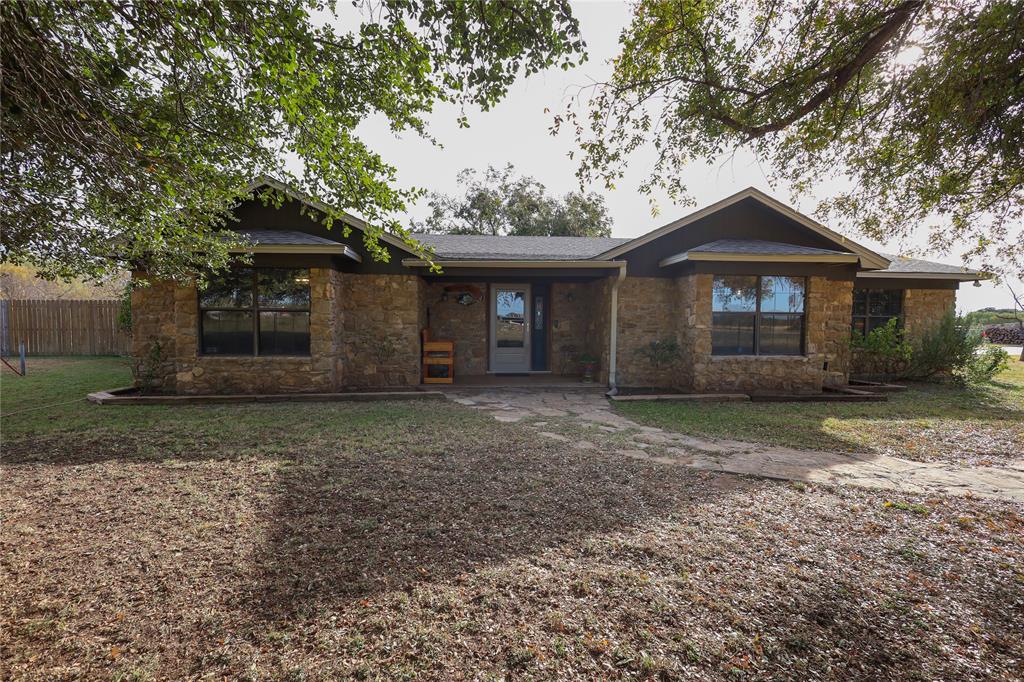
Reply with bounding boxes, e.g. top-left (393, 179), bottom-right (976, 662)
top-left (448, 388), bottom-right (1024, 503)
